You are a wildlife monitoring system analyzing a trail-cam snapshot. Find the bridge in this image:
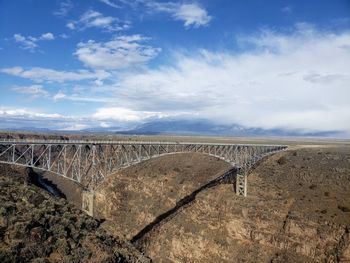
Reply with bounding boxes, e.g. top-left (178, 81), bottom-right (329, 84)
top-left (0, 139), bottom-right (287, 215)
